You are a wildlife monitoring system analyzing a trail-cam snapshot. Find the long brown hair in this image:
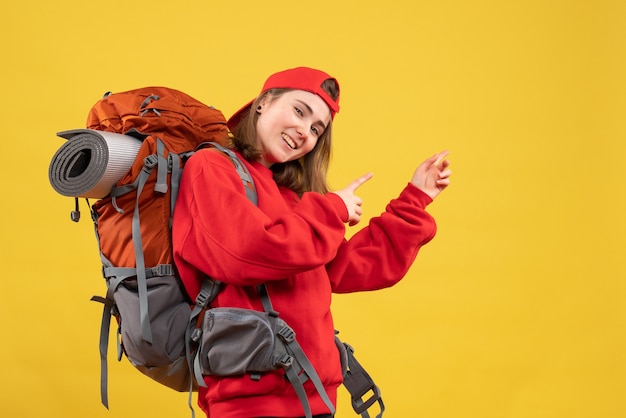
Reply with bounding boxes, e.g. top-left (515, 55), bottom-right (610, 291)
top-left (230, 79), bottom-right (340, 195)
